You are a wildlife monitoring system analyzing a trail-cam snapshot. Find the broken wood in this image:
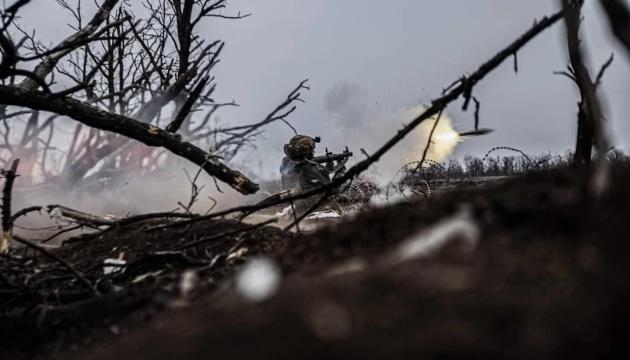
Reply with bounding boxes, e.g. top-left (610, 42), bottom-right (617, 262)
top-left (11, 235), bottom-right (100, 296)
top-left (46, 205), bottom-right (116, 228)
top-left (561, 0), bottom-right (610, 197)
top-left (0, 85), bottom-right (259, 194)
top-left (1, 159), bottom-right (19, 253)
top-left (599, 0), bottom-right (630, 57)
top-left (169, 8), bottom-right (567, 227)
